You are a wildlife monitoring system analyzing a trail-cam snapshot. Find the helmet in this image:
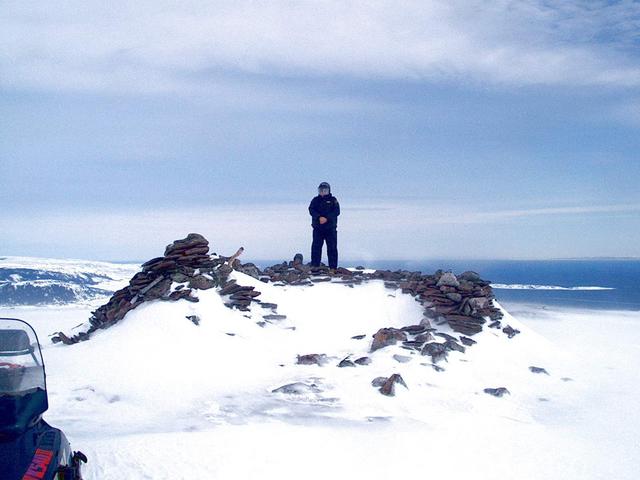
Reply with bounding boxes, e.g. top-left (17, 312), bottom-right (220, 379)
top-left (318, 182), bottom-right (331, 194)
